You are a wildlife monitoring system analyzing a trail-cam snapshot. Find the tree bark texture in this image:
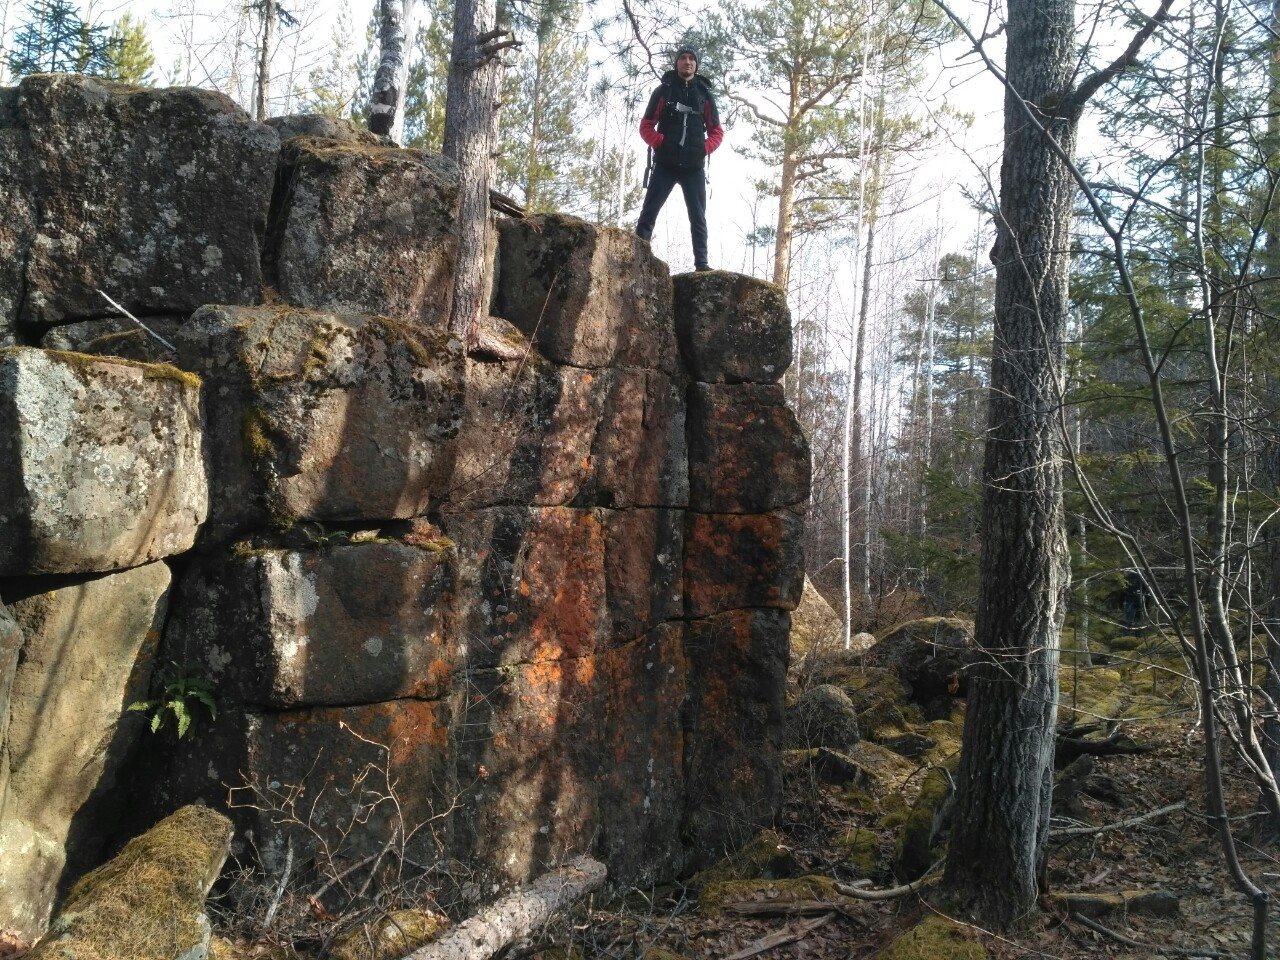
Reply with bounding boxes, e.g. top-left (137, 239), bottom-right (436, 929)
top-left (370, 0), bottom-right (415, 142)
top-left (443, 0), bottom-right (503, 345)
top-left (939, 0), bottom-right (1076, 929)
